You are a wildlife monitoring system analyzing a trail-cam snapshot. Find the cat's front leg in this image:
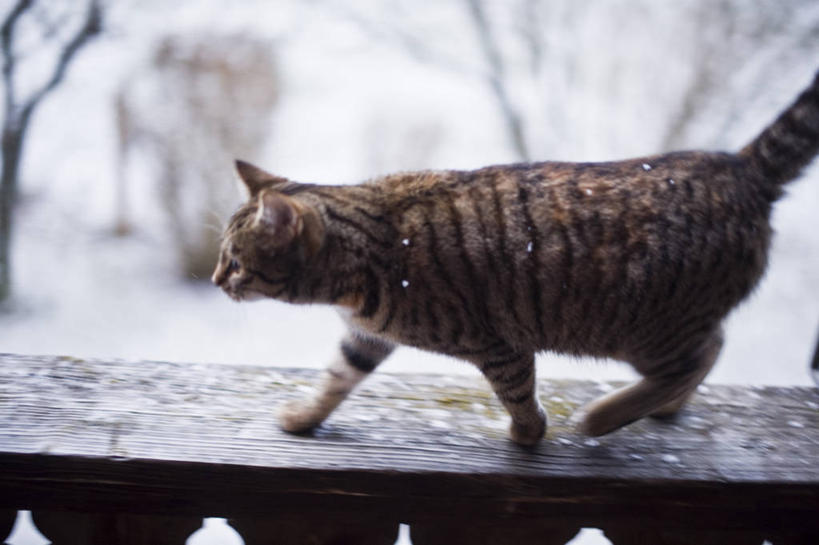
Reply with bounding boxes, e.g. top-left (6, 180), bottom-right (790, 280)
top-left (279, 331), bottom-right (395, 433)
top-left (475, 351), bottom-right (546, 446)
